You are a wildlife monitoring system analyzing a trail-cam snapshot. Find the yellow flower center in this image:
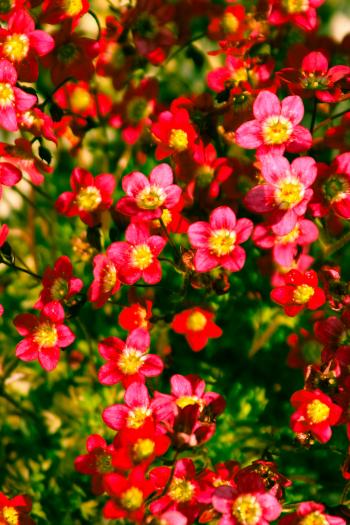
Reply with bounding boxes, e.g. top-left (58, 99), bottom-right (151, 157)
top-left (169, 477), bottom-right (195, 503)
top-left (176, 395), bottom-right (200, 409)
top-left (213, 477), bottom-right (232, 488)
top-left (169, 129), bottom-right (189, 152)
top-left (262, 115), bottom-right (293, 145)
top-left (131, 244), bottom-right (153, 270)
top-left (0, 82), bottom-right (14, 107)
top-left (274, 177), bottom-right (304, 210)
top-left (33, 322), bottom-right (58, 348)
top-left (322, 175), bottom-right (349, 204)
top-left (1, 507), bottom-right (18, 525)
top-left (70, 87), bottom-right (92, 113)
top-left (299, 512), bottom-right (328, 525)
top-left (3, 33), bottom-right (29, 61)
top-left (127, 406), bottom-right (152, 429)
top-left (277, 224), bottom-right (300, 244)
top-left (50, 277), bottom-right (69, 300)
top-left (118, 347), bottom-right (145, 375)
top-left (120, 487), bottom-right (143, 511)
top-left (160, 208), bottom-right (172, 227)
top-left (209, 229), bottom-right (236, 256)
top-left (76, 186), bottom-right (102, 212)
top-left (132, 438), bottom-right (155, 461)
top-left (186, 311), bottom-right (207, 331)
top-left (95, 453), bottom-right (114, 474)
top-left (232, 495), bottom-right (262, 525)
top-left (64, 0), bottom-right (83, 16)
top-left (136, 185), bottom-right (166, 210)
top-left (232, 67), bottom-right (249, 84)
top-left (283, 0), bottom-right (309, 14)
top-left (221, 12), bottom-right (239, 33)
top-left (102, 263), bottom-right (117, 293)
top-left (293, 284), bottom-right (315, 304)
top-left (306, 399), bottom-right (330, 424)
